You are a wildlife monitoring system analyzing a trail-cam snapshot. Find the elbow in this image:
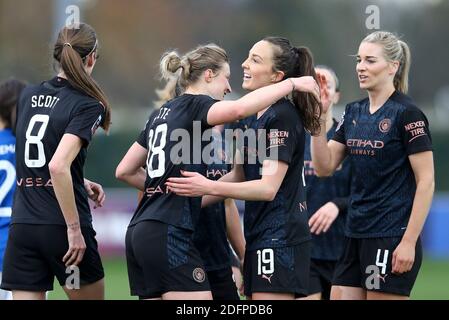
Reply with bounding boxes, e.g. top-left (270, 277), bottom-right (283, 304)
top-left (312, 160), bottom-right (335, 177)
top-left (233, 104), bottom-right (246, 120)
top-left (262, 186), bottom-right (277, 201)
top-left (314, 167), bottom-right (333, 177)
top-left (115, 165), bottom-right (127, 181)
top-left (419, 177), bottom-right (435, 194)
top-left (429, 179), bottom-right (435, 193)
top-left (414, 175), bottom-right (435, 199)
top-left (48, 160), bottom-right (69, 177)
